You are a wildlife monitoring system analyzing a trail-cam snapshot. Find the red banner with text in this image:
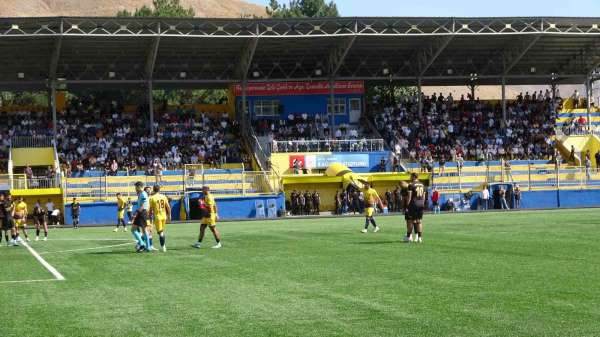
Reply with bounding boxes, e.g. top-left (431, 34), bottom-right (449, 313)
top-left (233, 81), bottom-right (364, 96)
